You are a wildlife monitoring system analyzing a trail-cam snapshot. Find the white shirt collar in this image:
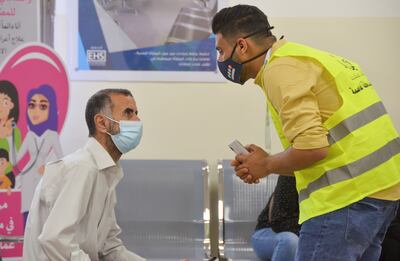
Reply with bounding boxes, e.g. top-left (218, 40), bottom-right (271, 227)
top-left (264, 48), bottom-right (272, 65)
top-left (85, 137), bottom-right (116, 170)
